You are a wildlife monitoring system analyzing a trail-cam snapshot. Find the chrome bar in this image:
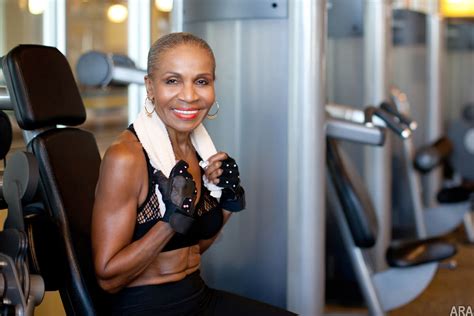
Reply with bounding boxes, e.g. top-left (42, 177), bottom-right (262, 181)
top-left (363, 0), bottom-right (392, 272)
top-left (326, 102), bottom-right (386, 127)
top-left (0, 56), bottom-right (6, 86)
top-left (127, 0), bottom-right (150, 123)
top-left (0, 86), bottom-right (12, 110)
top-left (171, 0), bottom-right (184, 32)
top-left (391, 88), bottom-right (428, 237)
top-left (287, 0), bottom-right (326, 314)
top-left (426, 1), bottom-right (444, 207)
top-left (113, 67), bottom-right (146, 85)
top-left (326, 118), bottom-right (385, 146)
